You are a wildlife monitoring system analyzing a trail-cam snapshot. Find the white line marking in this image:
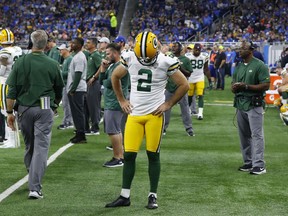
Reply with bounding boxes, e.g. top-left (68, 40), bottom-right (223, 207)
top-left (0, 143), bottom-right (74, 203)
